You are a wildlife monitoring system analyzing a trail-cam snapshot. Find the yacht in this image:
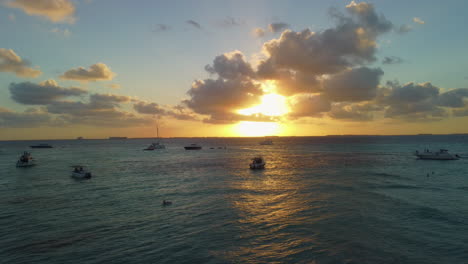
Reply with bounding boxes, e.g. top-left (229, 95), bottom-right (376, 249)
top-left (415, 149), bottom-right (460, 160)
top-left (259, 139), bottom-right (273, 145)
top-left (144, 124), bottom-right (165, 150)
top-left (71, 166), bottom-right (92, 179)
top-left (16, 152), bottom-right (36, 167)
top-left (250, 157), bottom-right (266, 169)
top-left (184, 143), bottom-right (202, 150)
top-left (30, 143), bottom-right (53, 148)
